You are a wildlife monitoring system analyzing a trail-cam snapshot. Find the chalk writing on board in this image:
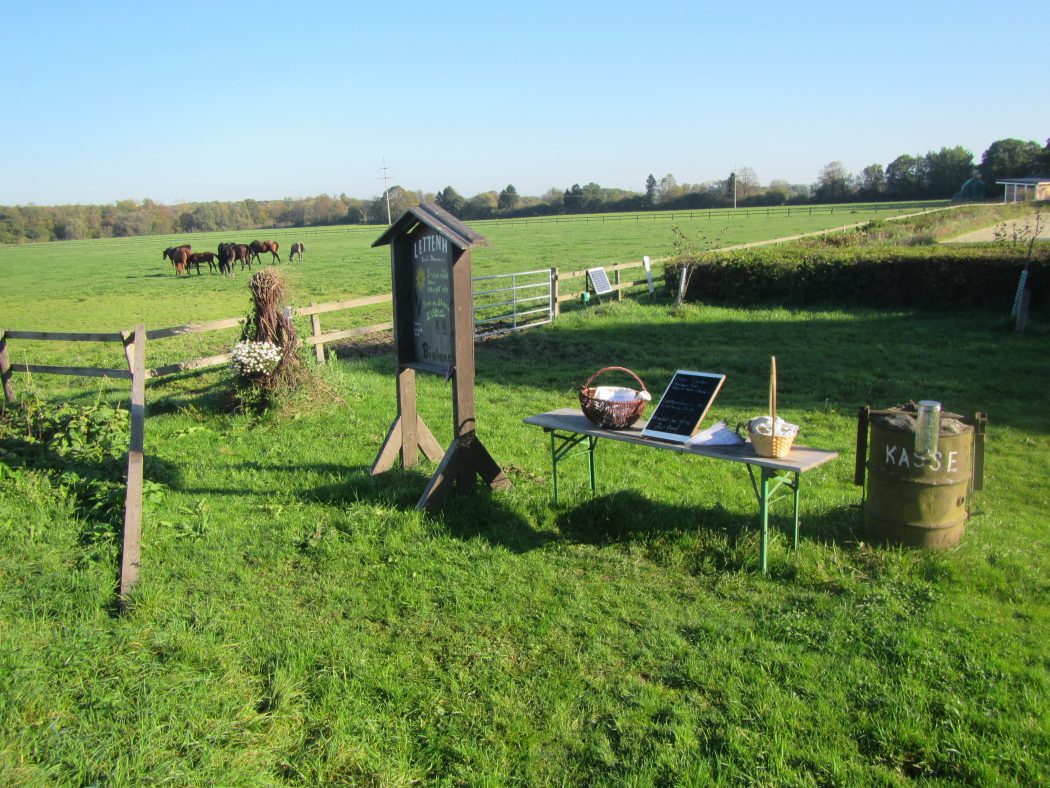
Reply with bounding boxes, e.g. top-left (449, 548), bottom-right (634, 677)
top-left (641, 371), bottom-right (726, 442)
top-left (411, 227), bottom-right (454, 367)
